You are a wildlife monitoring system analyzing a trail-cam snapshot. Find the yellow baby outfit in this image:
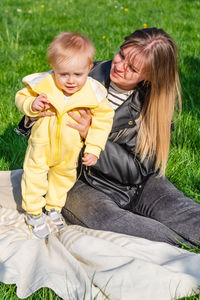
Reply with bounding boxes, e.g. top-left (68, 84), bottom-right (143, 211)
top-left (15, 71), bottom-right (114, 215)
